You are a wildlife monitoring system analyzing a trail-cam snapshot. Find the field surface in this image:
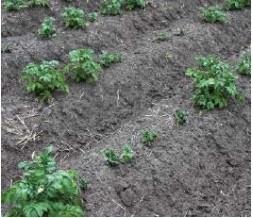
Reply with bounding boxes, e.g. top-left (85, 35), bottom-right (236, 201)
top-left (1, 0), bottom-right (251, 216)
